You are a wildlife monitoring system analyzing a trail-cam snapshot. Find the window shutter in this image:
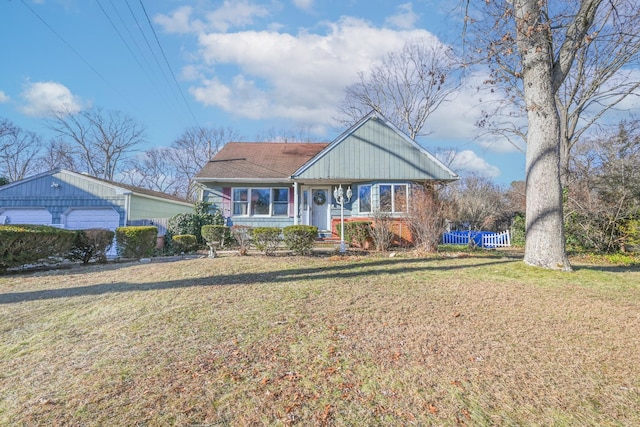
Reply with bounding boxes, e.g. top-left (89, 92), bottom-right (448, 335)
top-left (289, 187), bottom-right (295, 218)
top-left (222, 187), bottom-right (232, 217)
